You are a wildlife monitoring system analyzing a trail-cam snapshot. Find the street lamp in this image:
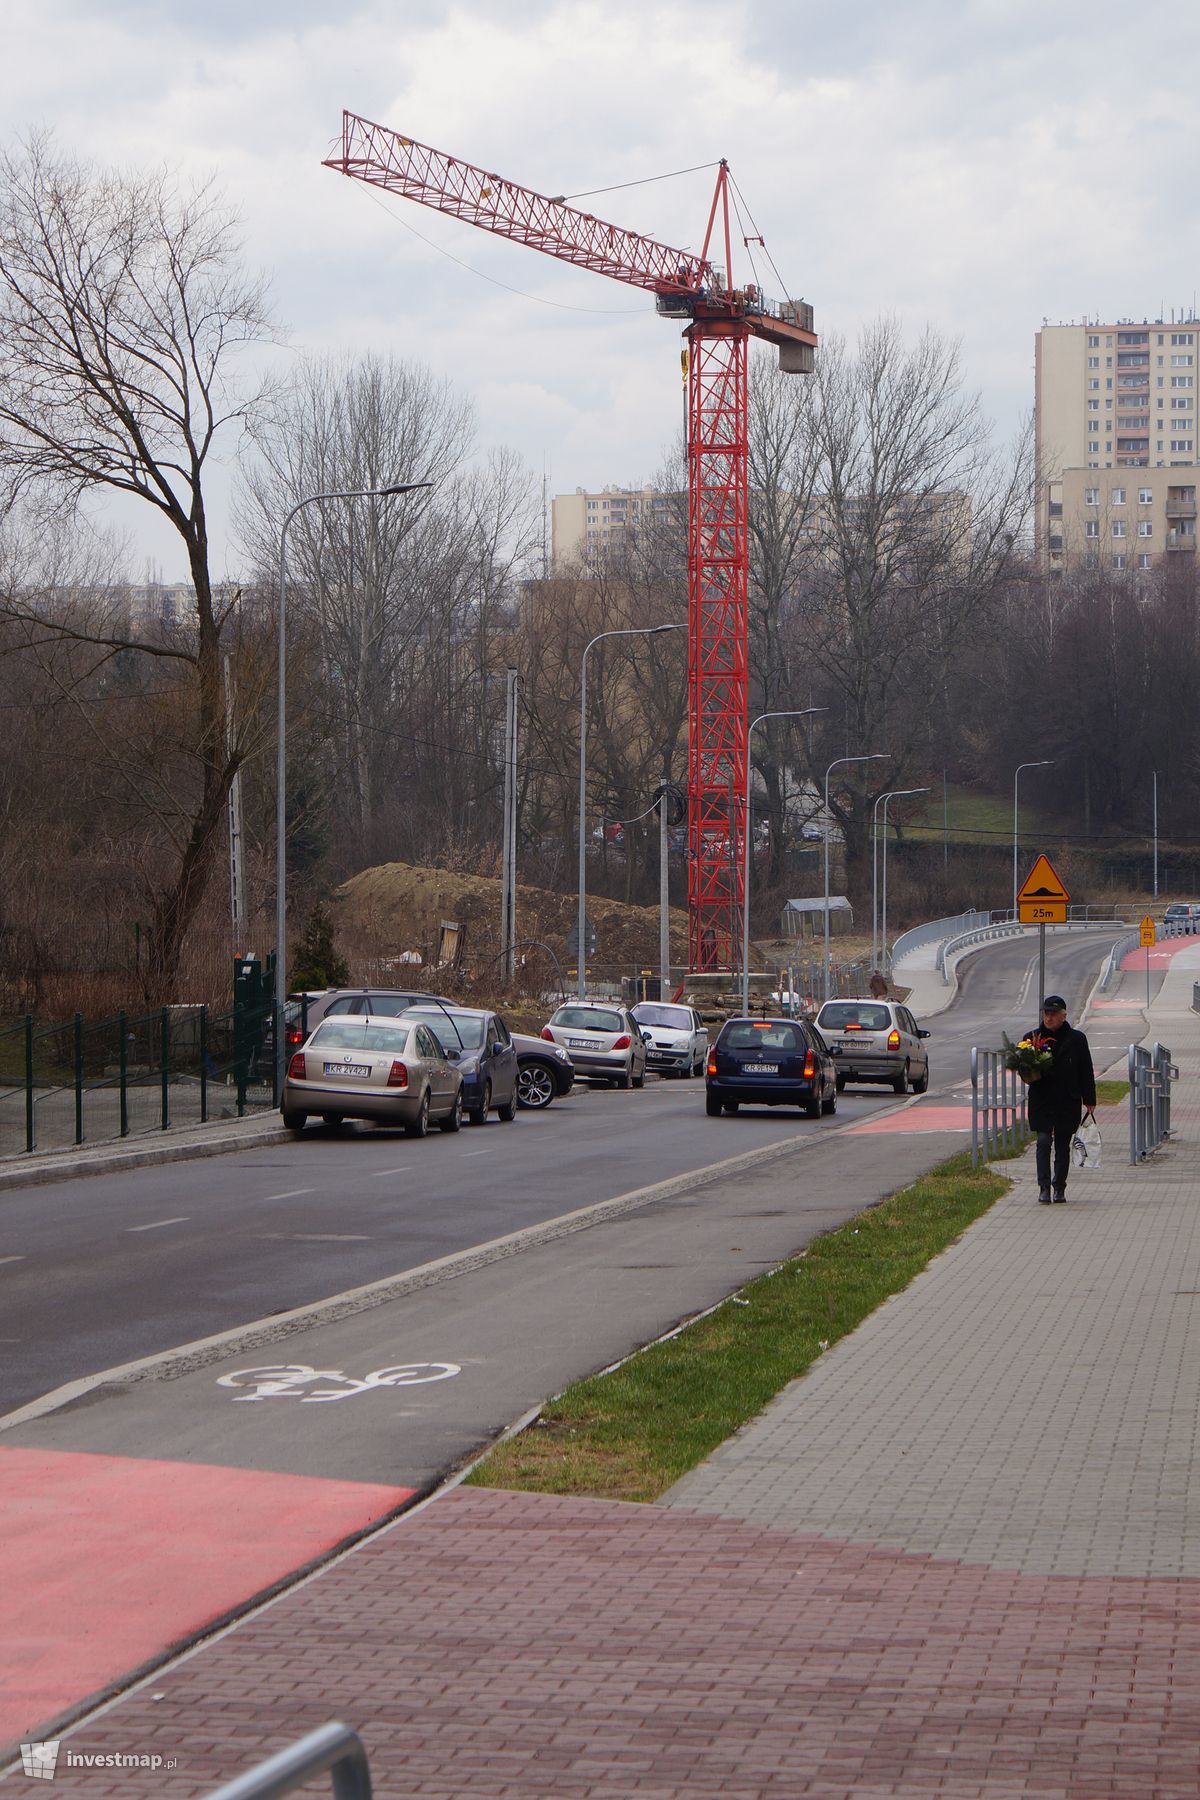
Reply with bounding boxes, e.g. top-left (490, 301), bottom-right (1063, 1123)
top-left (741, 707), bottom-right (827, 1012)
top-left (1152, 770), bottom-right (1159, 898)
top-left (879, 788), bottom-right (930, 974)
top-left (577, 623), bottom-right (685, 998)
top-left (824, 753), bottom-right (889, 1000)
top-left (1012, 759), bottom-right (1054, 919)
top-left (276, 481), bottom-right (432, 1095)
